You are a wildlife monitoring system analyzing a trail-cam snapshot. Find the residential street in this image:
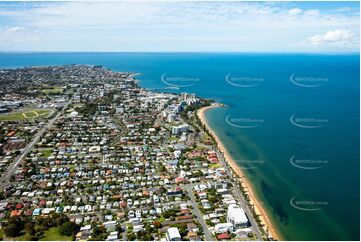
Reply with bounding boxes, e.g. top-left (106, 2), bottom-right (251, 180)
top-left (0, 101), bottom-right (70, 187)
top-left (182, 184), bottom-right (214, 241)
